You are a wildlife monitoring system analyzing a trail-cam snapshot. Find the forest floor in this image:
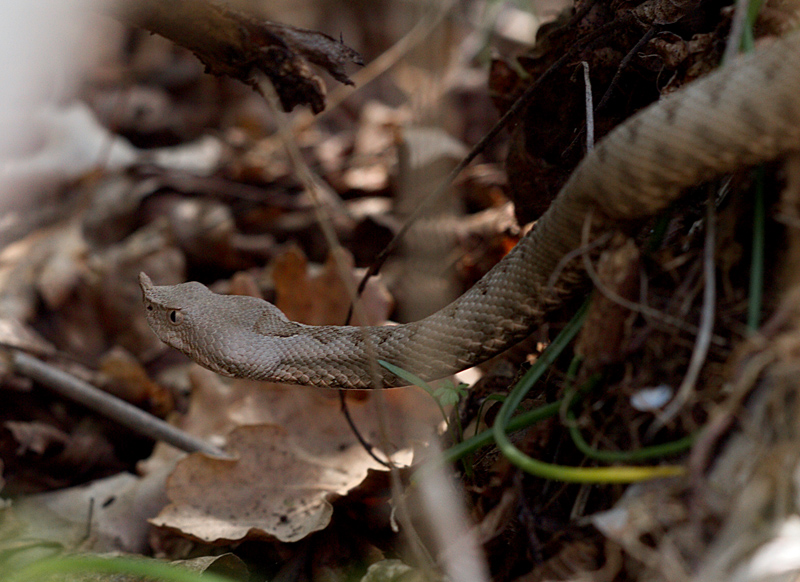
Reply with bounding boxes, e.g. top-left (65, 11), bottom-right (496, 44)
top-left (1, 1), bottom-right (799, 582)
